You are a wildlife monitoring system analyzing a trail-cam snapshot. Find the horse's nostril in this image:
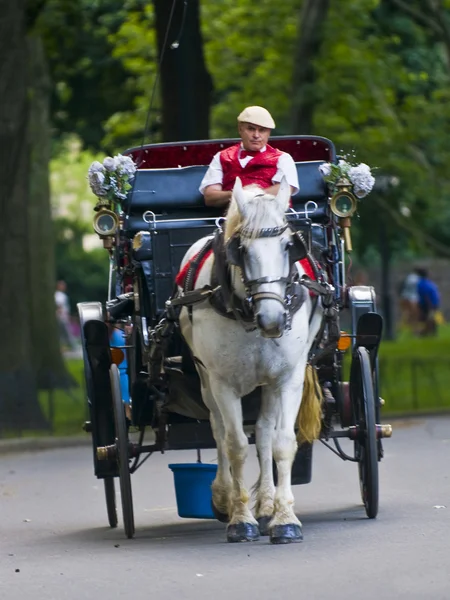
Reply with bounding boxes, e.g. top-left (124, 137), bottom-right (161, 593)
top-left (256, 311), bottom-right (287, 337)
top-left (256, 313), bottom-right (264, 330)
